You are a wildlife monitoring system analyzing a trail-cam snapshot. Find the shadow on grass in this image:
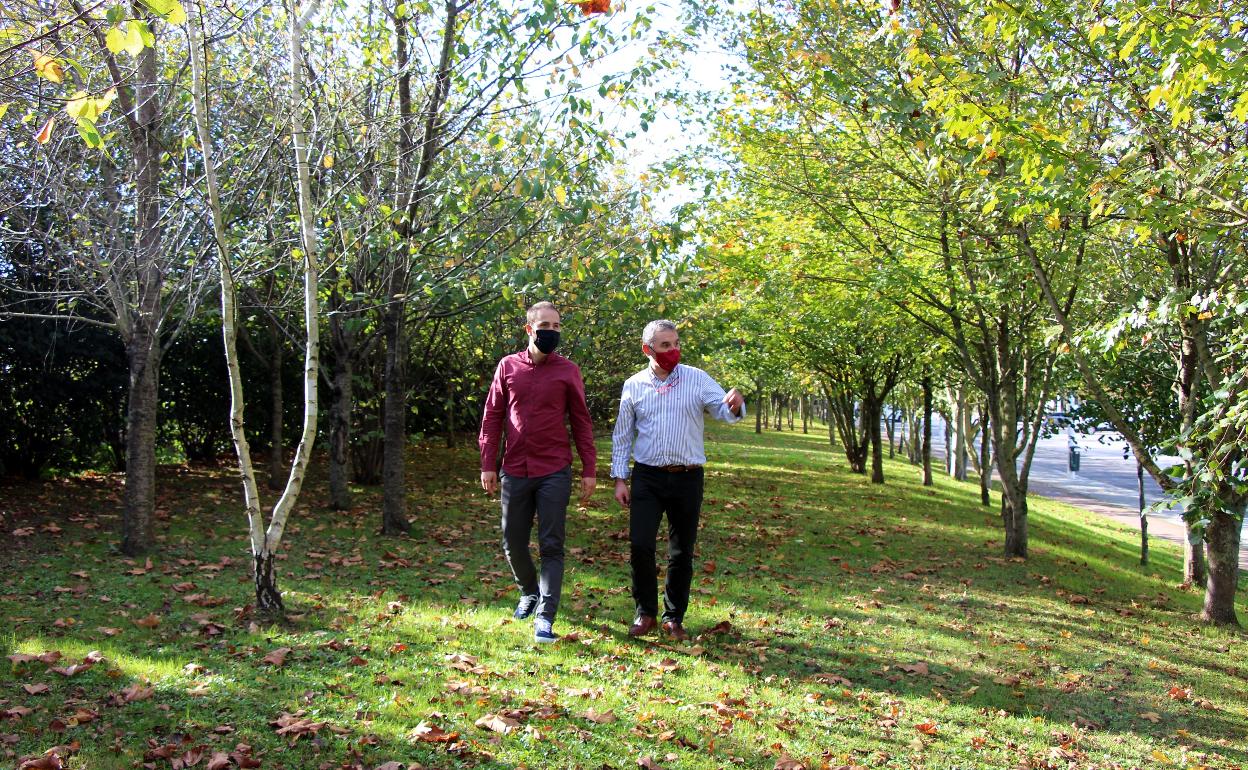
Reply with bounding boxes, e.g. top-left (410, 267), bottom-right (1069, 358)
top-left (2, 422), bottom-right (1245, 768)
